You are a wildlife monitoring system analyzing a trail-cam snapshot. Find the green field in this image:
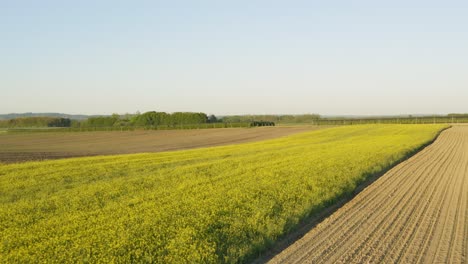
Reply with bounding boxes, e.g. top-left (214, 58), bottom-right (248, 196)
top-left (0, 125), bottom-right (447, 263)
